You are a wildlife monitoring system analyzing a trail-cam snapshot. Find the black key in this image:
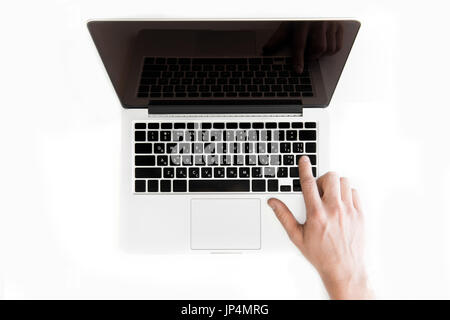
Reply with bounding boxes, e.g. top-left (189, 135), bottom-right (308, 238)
top-left (147, 180), bottom-right (159, 192)
top-left (283, 155), bottom-right (295, 165)
top-left (213, 123), bottom-right (225, 129)
top-left (166, 143), bottom-right (178, 154)
top-left (227, 167), bottom-right (238, 178)
top-left (306, 142), bottom-right (316, 153)
top-left (290, 167), bottom-right (299, 178)
top-left (154, 143), bottom-right (165, 154)
top-left (173, 180), bottom-right (187, 192)
top-left (292, 122), bottom-right (303, 129)
top-left (214, 167), bottom-right (225, 178)
top-left (252, 122), bottom-right (264, 129)
top-left (201, 122), bottom-right (212, 129)
top-left (252, 180), bottom-right (266, 192)
top-left (160, 180), bottom-right (171, 192)
top-left (293, 180), bottom-right (301, 191)
top-left (189, 180), bottom-right (250, 192)
top-left (305, 122), bottom-right (316, 128)
top-left (169, 155), bottom-right (181, 166)
top-left (135, 143), bottom-right (152, 154)
top-left (239, 122), bottom-right (251, 129)
top-left (280, 143), bottom-right (291, 153)
top-left (293, 142), bottom-right (304, 153)
top-left (239, 167), bottom-right (250, 178)
top-left (135, 131), bottom-right (146, 141)
top-left (286, 130), bottom-right (297, 141)
top-left (312, 167), bottom-right (317, 177)
top-left (161, 123), bottom-right (172, 129)
top-left (135, 180), bottom-right (146, 192)
top-left (268, 179), bottom-right (279, 192)
top-left (157, 155), bottom-right (168, 166)
top-left (277, 167), bottom-right (288, 178)
top-left (307, 155), bottom-right (317, 165)
top-left (201, 167), bottom-right (213, 178)
top-left (278, 122), bottom-right (290, 128)
top-left (135, 155), bottom-right (156, 166)
top-left (280, 185), bottom-right (291, 192)
top-left (187, 123), bottom-right (195, 129)
top-left (298, 130), bottom-right (316, 141)
top-left (174, 123), bottom-right (186, 129)
top-left (147, 131), bottom-right (158, 141)
top-left (160, 131), bottom-right (171, 141)
top-left (135, 168), bottom-right (162, 178)
top-left (226, 122), bottom-right (238, 129)
top-left (135, 123), bottom-right (146, 129)
top-left (148, 123), bottom-right (159, 129)
top-left (189, 167), bottom-right (200, 178)
top-left (252, 167), bottom-right (262, 178)
top-left (163, 168), bottom-right (174, 178)
top-left (265, 122), bottom-right (277, 129)
top-left (176, 167), bottom-right (187, 178)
